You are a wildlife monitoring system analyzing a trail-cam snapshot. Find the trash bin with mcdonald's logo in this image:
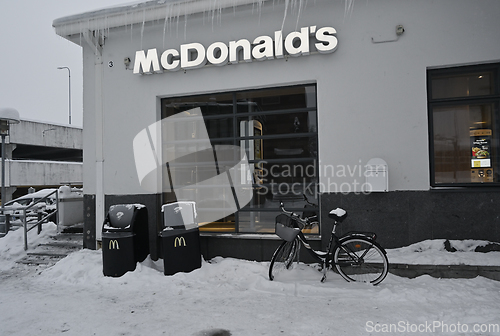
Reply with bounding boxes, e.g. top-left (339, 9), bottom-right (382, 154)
top-left (102, 204), bottom-right (149, 277)
top-left (161, 202), bottom-right (201, 276)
